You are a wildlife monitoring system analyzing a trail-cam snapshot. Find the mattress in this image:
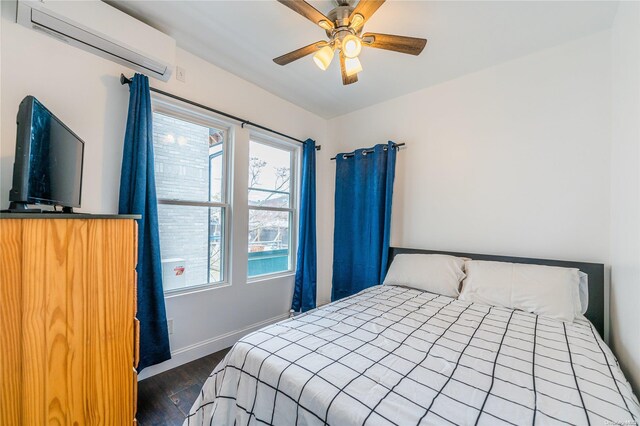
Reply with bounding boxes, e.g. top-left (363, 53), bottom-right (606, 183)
top-left (184, 285), bottom-right (640, 425)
